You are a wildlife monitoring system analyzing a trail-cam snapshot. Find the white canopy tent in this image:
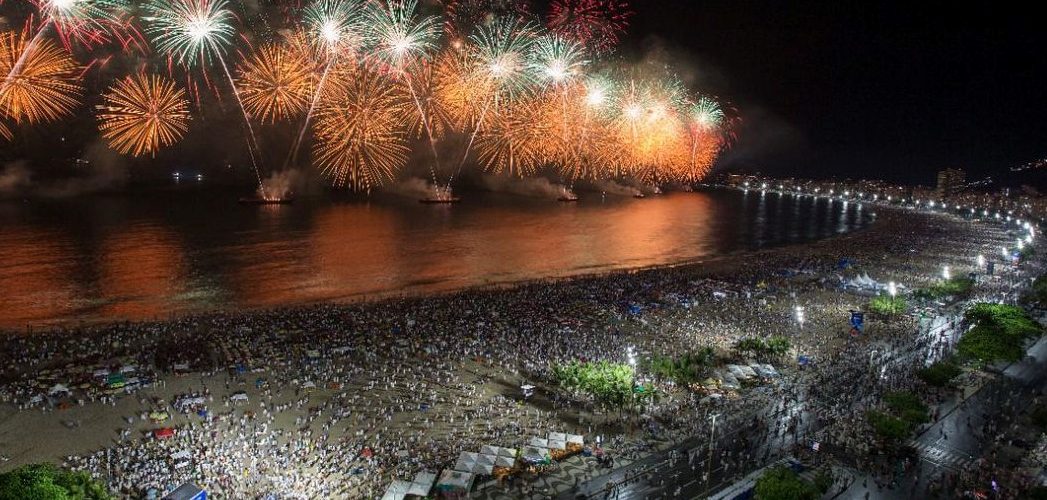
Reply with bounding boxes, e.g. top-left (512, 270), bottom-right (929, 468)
top-left (381, 480), bottom-right (411, 500)
top-left (436, 469), bottom-right (474, 494)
